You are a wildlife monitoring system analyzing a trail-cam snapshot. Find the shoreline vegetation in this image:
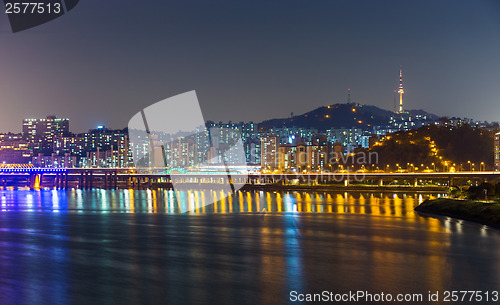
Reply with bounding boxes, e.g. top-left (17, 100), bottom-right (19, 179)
top-left (415, 198), bottom-right (500, 229)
